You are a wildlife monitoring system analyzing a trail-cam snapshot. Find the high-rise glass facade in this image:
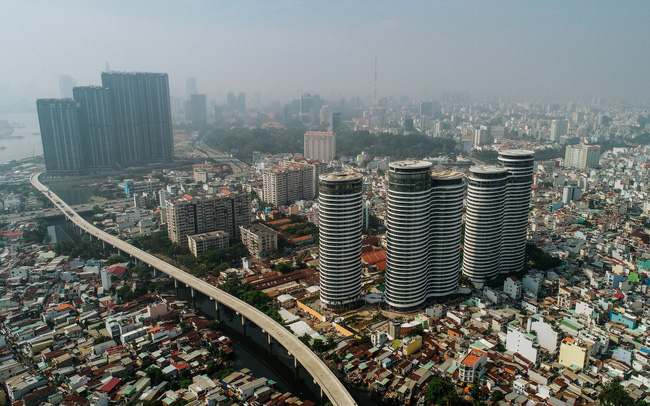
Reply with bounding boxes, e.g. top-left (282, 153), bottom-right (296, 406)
top-left (462, 166), bottom-right (509, 283)
top-left (36, 99), bottom-right (84, 176)
top-left (430, 172), bottom-right (464, 296)
top-left (318, 173), bottom-right (363, 310)
top-left (498, 150), bottom-right (534, 274)
top-left (101, 72), bottom-right (174, 165)
top-left (73, 86), bottom-right (117, 169)
top-left (386, 161), bottom-right (434, 311)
